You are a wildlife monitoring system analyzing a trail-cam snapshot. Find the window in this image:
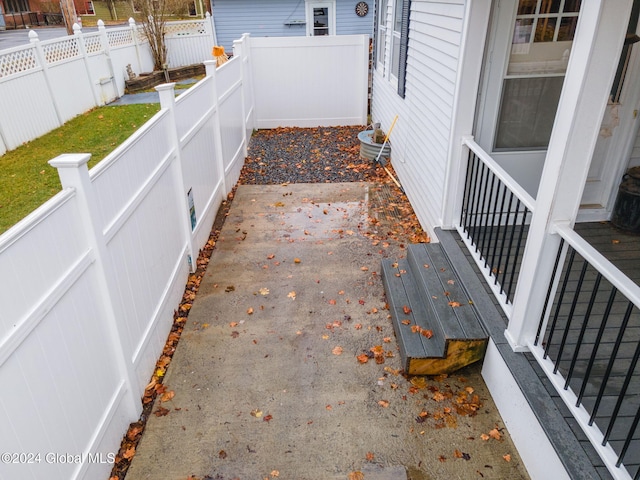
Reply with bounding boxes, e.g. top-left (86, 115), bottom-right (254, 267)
top-left (495, 0), bottom-right (580, 150)
top-left (4, 0), bottom-right (29, 13)
top-left (376, 0), bottom-right (388, 69)
top-left (376, 0), bottom-right (410, 97)
top-left (305, 1), bottom-right (336, 36)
